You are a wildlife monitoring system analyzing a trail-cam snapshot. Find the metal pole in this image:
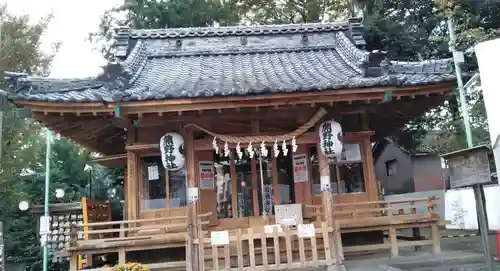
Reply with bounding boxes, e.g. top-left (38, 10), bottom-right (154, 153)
top-left (0, 111), bottom-right (3, 164)
top-left (0, 222), bottom-right (5, 271)
top-left (473, 185), bottom-right (494, 271)
top-left (88, 170), bottom-right (92, 200)
top-left (447, 18), bottom-right (473, 148)
top-left (448, 18), bottom-right (493, 269)
top-left (43, 131), bottom-right (52, 271)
